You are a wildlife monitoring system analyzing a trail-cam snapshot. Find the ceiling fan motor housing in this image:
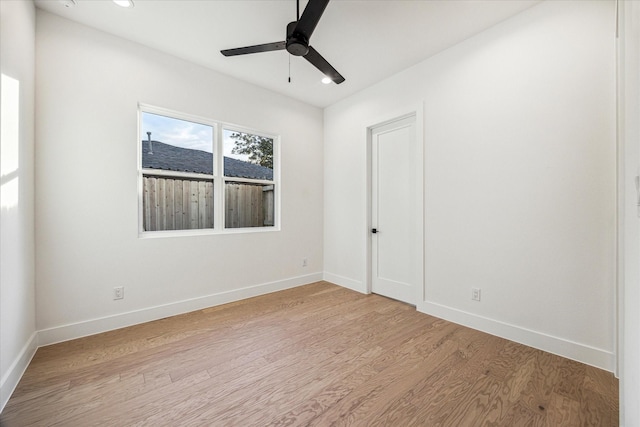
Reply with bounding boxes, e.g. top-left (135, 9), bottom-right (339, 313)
top-left (286, 21), bottom-right (309, 56)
